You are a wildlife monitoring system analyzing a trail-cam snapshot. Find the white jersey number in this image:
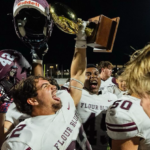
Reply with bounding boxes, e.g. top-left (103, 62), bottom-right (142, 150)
top-left (0, 53), bottom-right (16, 66)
